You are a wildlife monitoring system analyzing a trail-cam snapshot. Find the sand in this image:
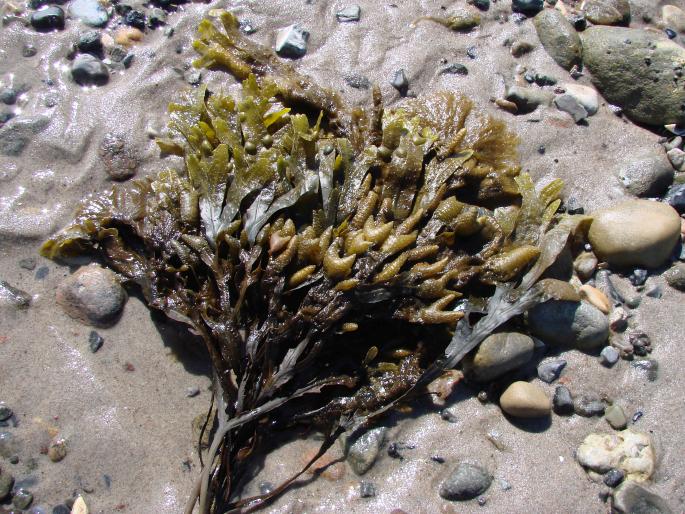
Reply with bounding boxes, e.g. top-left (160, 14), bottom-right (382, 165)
top-left (0, 0), bottom-right (684, 512)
